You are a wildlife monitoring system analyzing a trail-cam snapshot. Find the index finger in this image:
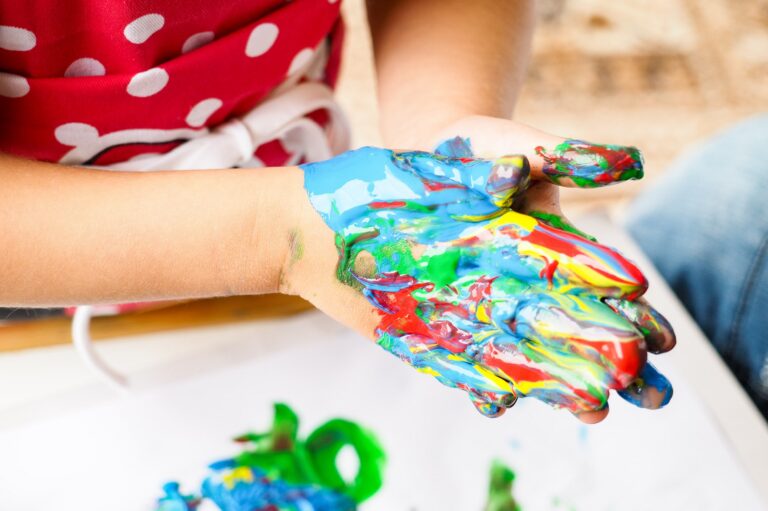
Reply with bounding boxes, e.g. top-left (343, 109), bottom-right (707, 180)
top-left (534, 139), bottom-right (644, 188)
